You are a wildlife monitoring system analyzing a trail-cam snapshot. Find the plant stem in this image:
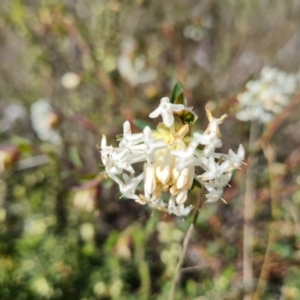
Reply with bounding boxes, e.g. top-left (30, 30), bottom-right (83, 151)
top-left (168, 188), bottom-right (206, 300)
top-left (253, 143), bottom-right (277, 300)
top-left (243, 121), bottom-right (260, 299)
